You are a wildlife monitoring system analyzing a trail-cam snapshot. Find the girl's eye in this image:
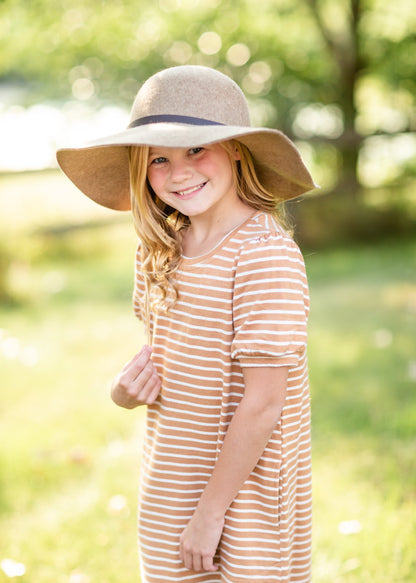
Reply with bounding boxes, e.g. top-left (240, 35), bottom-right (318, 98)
top-left (189, 147), bottom-right (204, 156)
top-left (150, 157), bottom-right (167, 165)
